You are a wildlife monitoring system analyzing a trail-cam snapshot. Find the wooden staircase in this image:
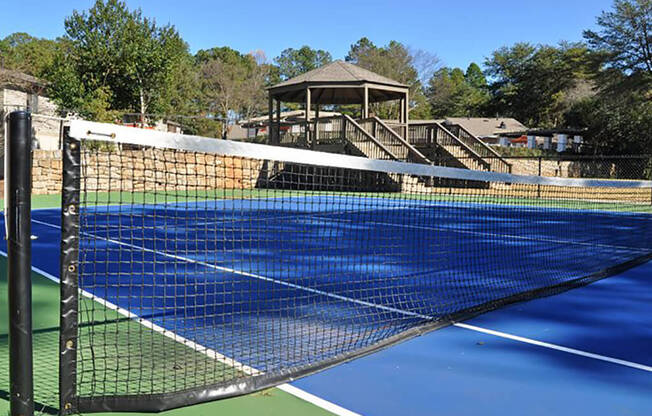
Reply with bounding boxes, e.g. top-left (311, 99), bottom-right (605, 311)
top-left (267, 116), bottom-right (508, 192)
top-left (406, 122), bottom-right (494, 171)
top-left (440, 123), bottom-right (512, 173)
